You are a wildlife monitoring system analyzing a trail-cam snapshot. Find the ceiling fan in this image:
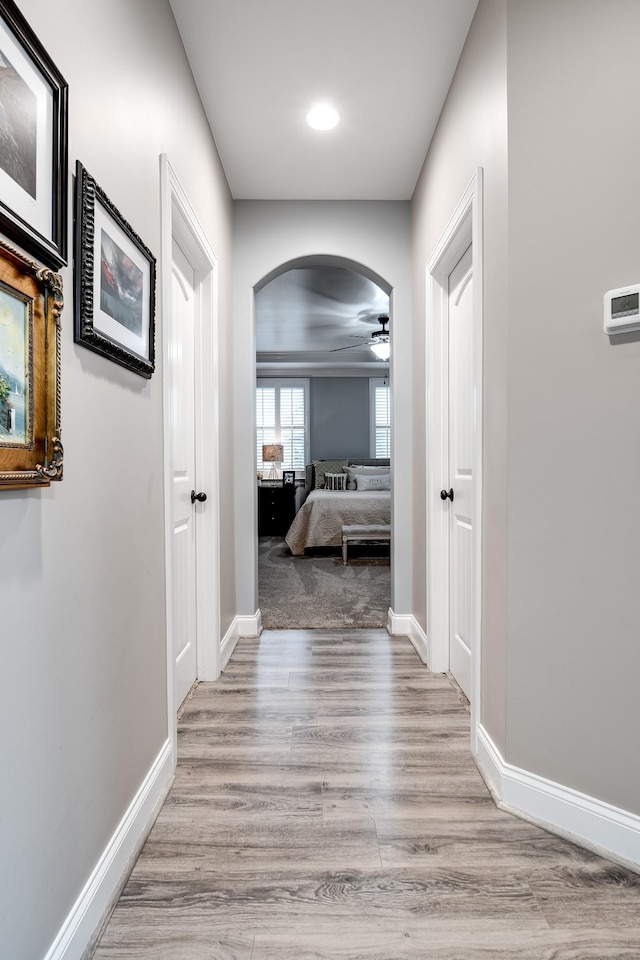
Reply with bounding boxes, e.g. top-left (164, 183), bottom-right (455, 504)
top-left (330, 315), bottom-right (390, 360)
